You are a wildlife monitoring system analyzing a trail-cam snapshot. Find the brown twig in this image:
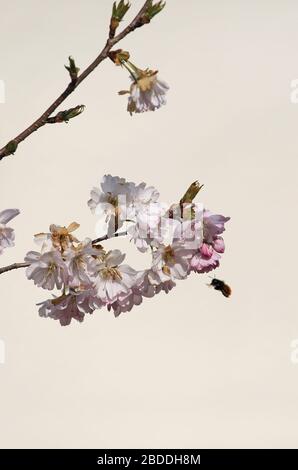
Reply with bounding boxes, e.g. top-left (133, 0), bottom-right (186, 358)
top-left (0, 0), bottom-right (152, 161)
top-left (0, 262), bottom-right (29, 275)
top-left (92, 230), bottom-right (128, 245)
